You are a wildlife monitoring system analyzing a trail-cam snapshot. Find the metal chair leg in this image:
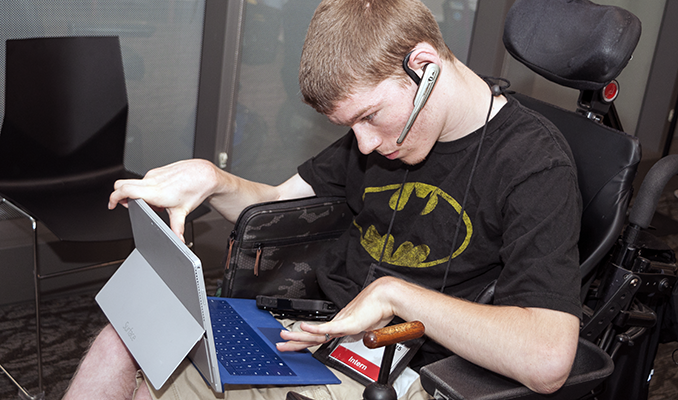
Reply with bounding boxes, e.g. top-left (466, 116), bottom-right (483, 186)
top-left (31, 216), bottom-right (42, 393)
top-left (0, 363), bottom-right (45, 399)
top-left (1, 199), bottom-right (42, 392)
